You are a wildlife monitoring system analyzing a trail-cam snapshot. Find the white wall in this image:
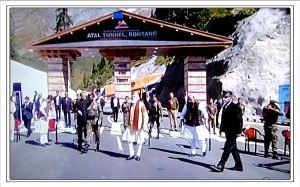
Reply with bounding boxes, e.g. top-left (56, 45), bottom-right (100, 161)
top-left (10, 60), bottom-right (48, 102)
